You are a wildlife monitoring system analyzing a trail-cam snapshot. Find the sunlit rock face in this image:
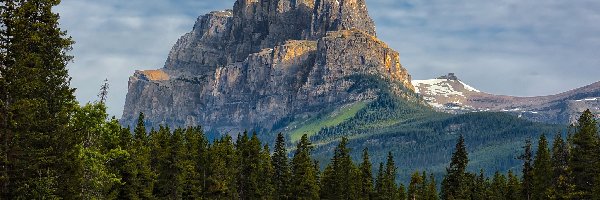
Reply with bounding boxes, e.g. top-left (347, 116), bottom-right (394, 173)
top-left (122, 0), bottom-right (414, 133)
